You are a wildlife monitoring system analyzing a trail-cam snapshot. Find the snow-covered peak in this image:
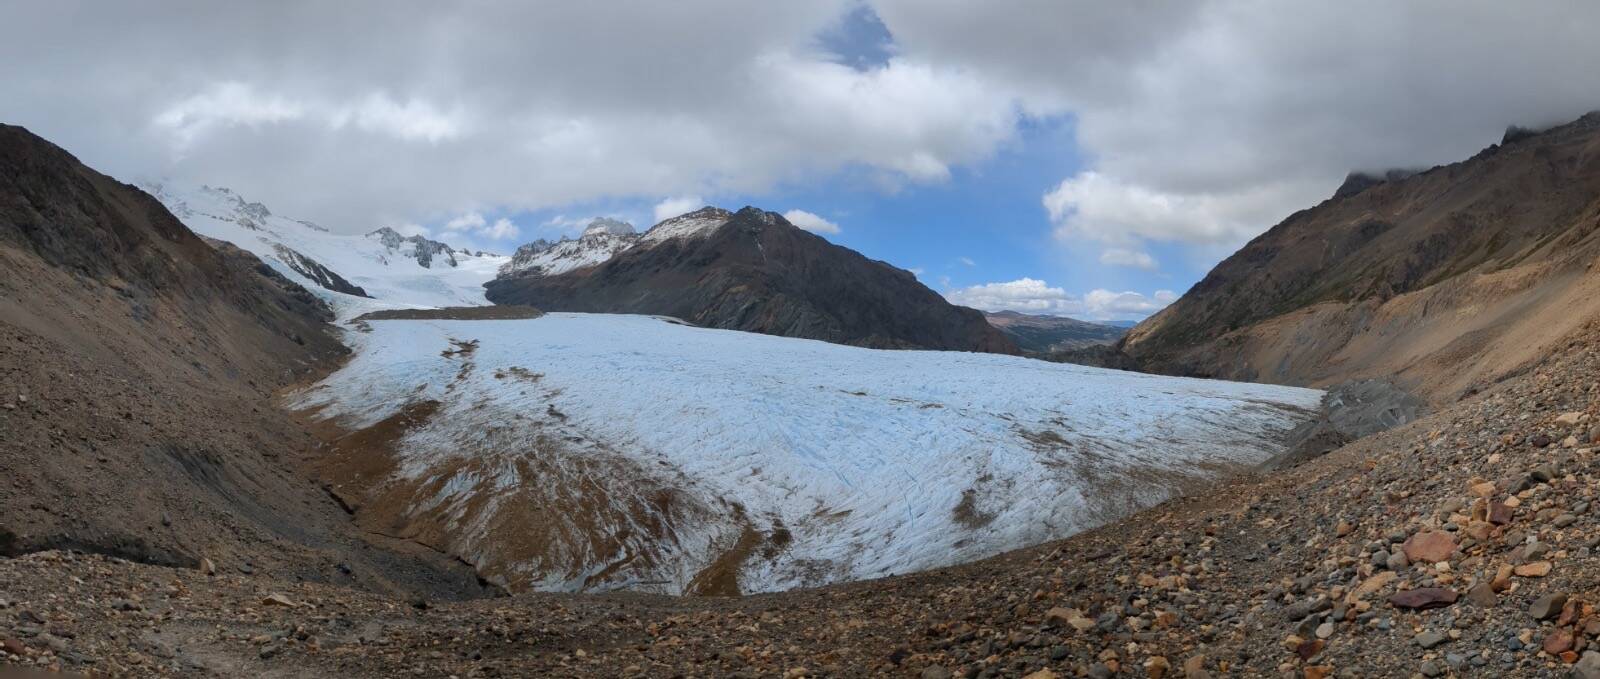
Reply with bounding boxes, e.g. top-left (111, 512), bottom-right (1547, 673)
top-left (365, 227), bottom-right (460, 269)
top-left (640, 206), bottom-right (732, 245)
top-left (499, 222), bottom-right (641, 278)
top-left (141, 180), bottom-right (507, 318)
top-left (581, 217), bottom-right (635, 238)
